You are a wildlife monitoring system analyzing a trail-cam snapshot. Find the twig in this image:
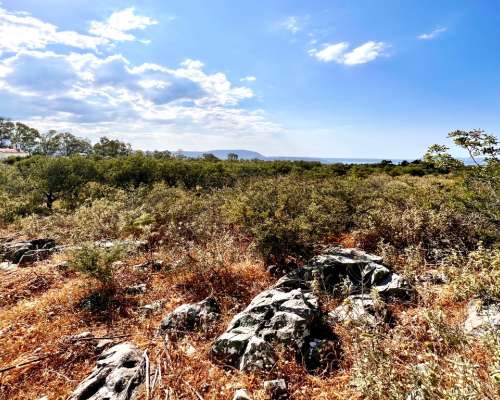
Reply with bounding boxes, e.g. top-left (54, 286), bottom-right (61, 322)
top-left (184, 380), bottom-right (204, 400)
top-left (145, 351), bottom-right (150, 400)
top-left (0, 354), bottom-right (51, 374)
top-left (73, 334), bottom-right (130, 341)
